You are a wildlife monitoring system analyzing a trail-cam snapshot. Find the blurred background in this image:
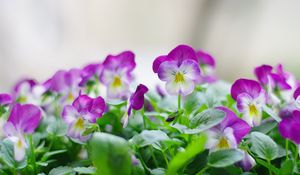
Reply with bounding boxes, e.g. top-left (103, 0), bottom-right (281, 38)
top-left (1, 0), bottom-right (300, 92)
